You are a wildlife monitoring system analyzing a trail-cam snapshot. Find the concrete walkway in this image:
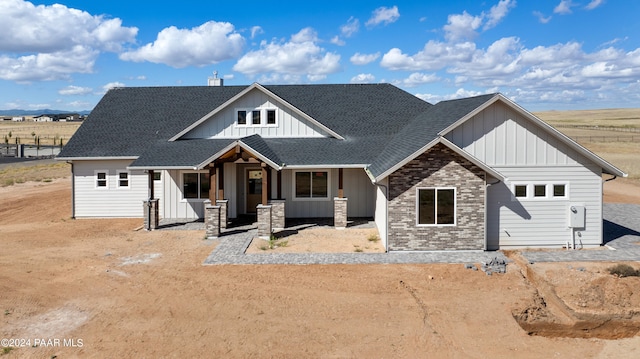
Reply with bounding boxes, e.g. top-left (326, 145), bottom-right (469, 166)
top-left (200, 203), bottom-right (640, 265)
